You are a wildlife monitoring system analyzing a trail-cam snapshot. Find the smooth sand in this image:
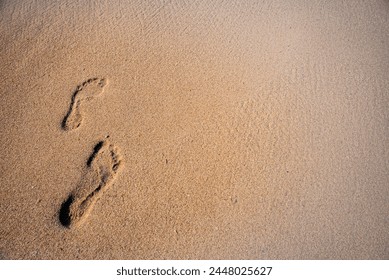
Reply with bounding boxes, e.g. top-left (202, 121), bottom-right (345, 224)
top-left (0, 0), bottom-right (388, 259)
